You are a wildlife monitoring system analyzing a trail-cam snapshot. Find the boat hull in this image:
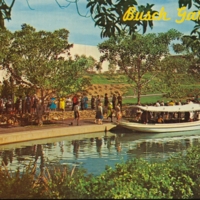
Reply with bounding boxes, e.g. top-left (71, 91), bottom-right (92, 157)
top-left (119, 120), bottom-right (200, 133)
